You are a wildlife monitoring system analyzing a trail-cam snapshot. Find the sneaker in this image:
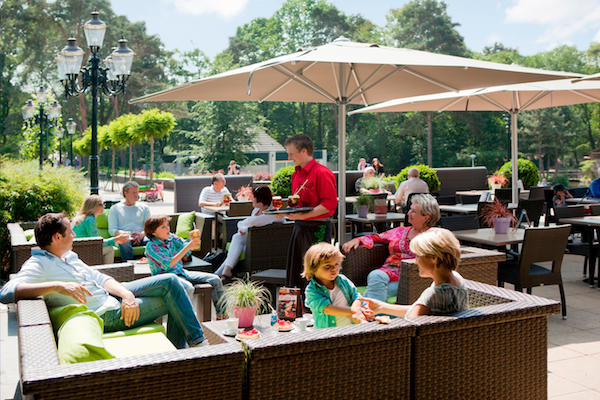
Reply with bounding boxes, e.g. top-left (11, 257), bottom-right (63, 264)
top-left (191, 339), bottom-right (209, 348)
